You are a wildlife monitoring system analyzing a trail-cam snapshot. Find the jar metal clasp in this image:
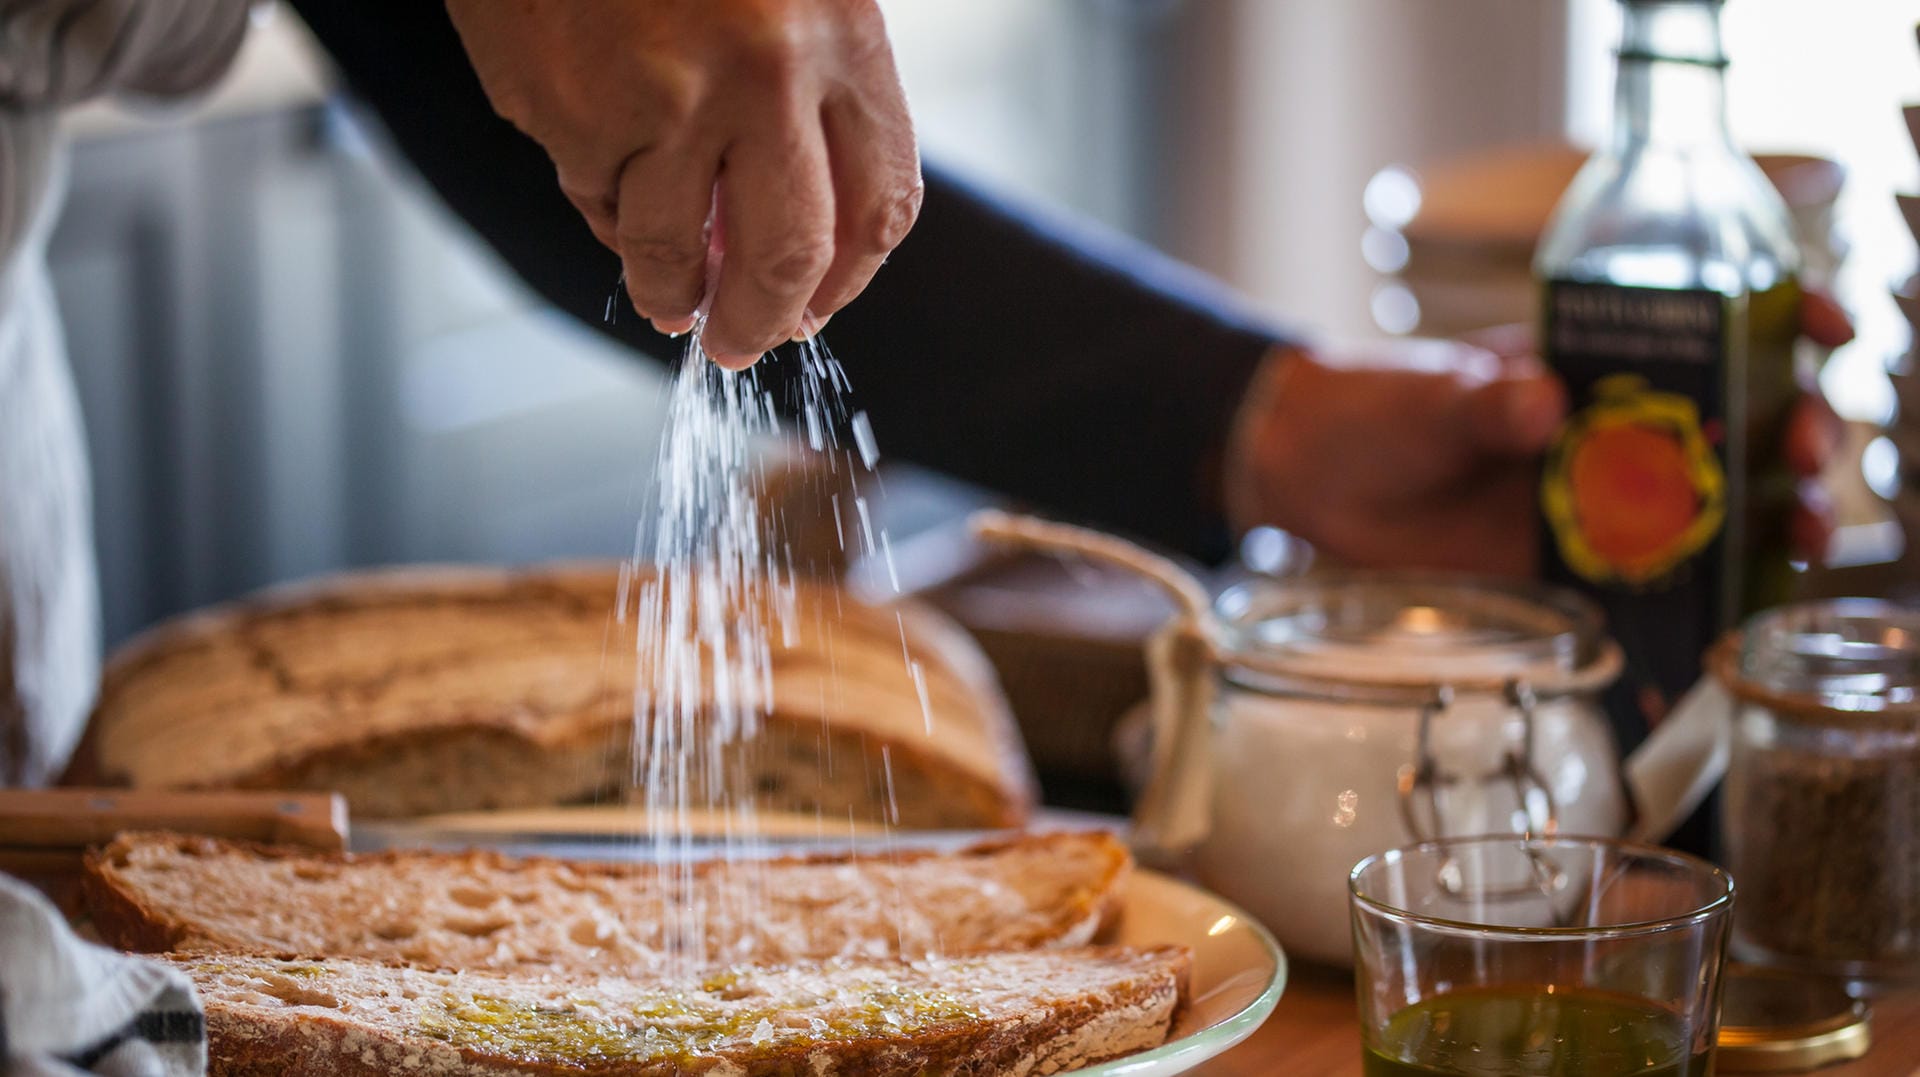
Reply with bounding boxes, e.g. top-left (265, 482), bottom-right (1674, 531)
top-left (1396, 678), bottom-right (1560, 843)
